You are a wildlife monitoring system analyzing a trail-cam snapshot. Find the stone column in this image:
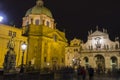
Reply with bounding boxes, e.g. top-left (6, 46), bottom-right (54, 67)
top-left (93, 57), bottom-right (97, 69)
top-left (80, 56), bottom-right (84, 66)
top-left (89, 57), bottom-right (95, 68)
